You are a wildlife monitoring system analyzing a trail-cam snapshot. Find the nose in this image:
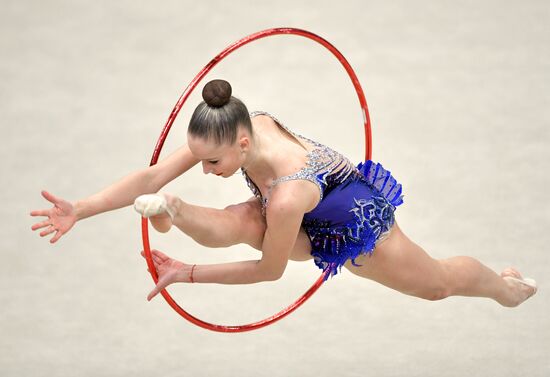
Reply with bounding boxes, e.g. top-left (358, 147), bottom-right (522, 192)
top-left (201, 162), bottom-right (210, 175)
